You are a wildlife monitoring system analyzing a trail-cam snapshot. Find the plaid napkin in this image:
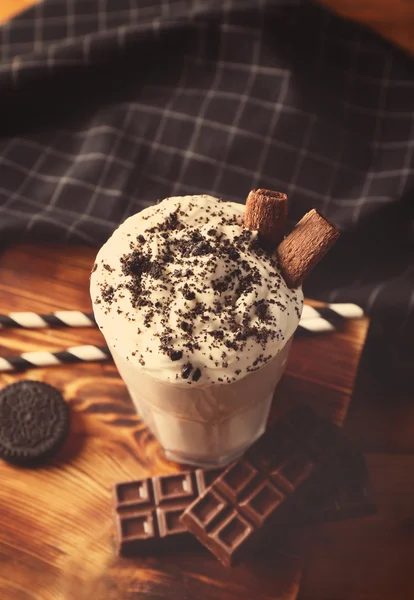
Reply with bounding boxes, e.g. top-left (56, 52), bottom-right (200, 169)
top-left (0, 0), bottom-right (413, 350)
